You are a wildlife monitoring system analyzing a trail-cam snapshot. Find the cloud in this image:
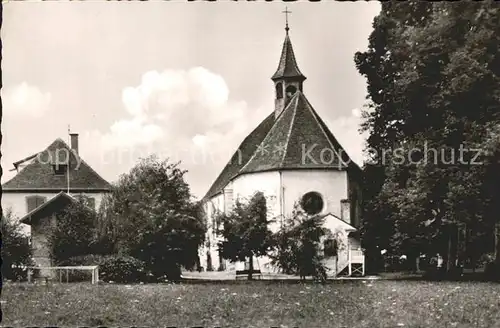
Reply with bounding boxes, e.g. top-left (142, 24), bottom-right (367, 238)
top-left (82, 67), bottom-right (268, 198)
top-left (1, 82), bottom-right (52, 118)
top-left (351, 107), bottom-right (362, 118)
top-left (120, 67), bottom-right (231, 121)
top-left (100, 117), bottom-right (164, 150)
top-left (82, 66), bottom-right (368, 198)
